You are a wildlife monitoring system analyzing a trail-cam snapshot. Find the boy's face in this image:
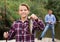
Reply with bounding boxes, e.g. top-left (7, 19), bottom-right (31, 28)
top-left (48, 10), bottom-right (53, 14)
top-left (19, 6), bottom-right (29, 18)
